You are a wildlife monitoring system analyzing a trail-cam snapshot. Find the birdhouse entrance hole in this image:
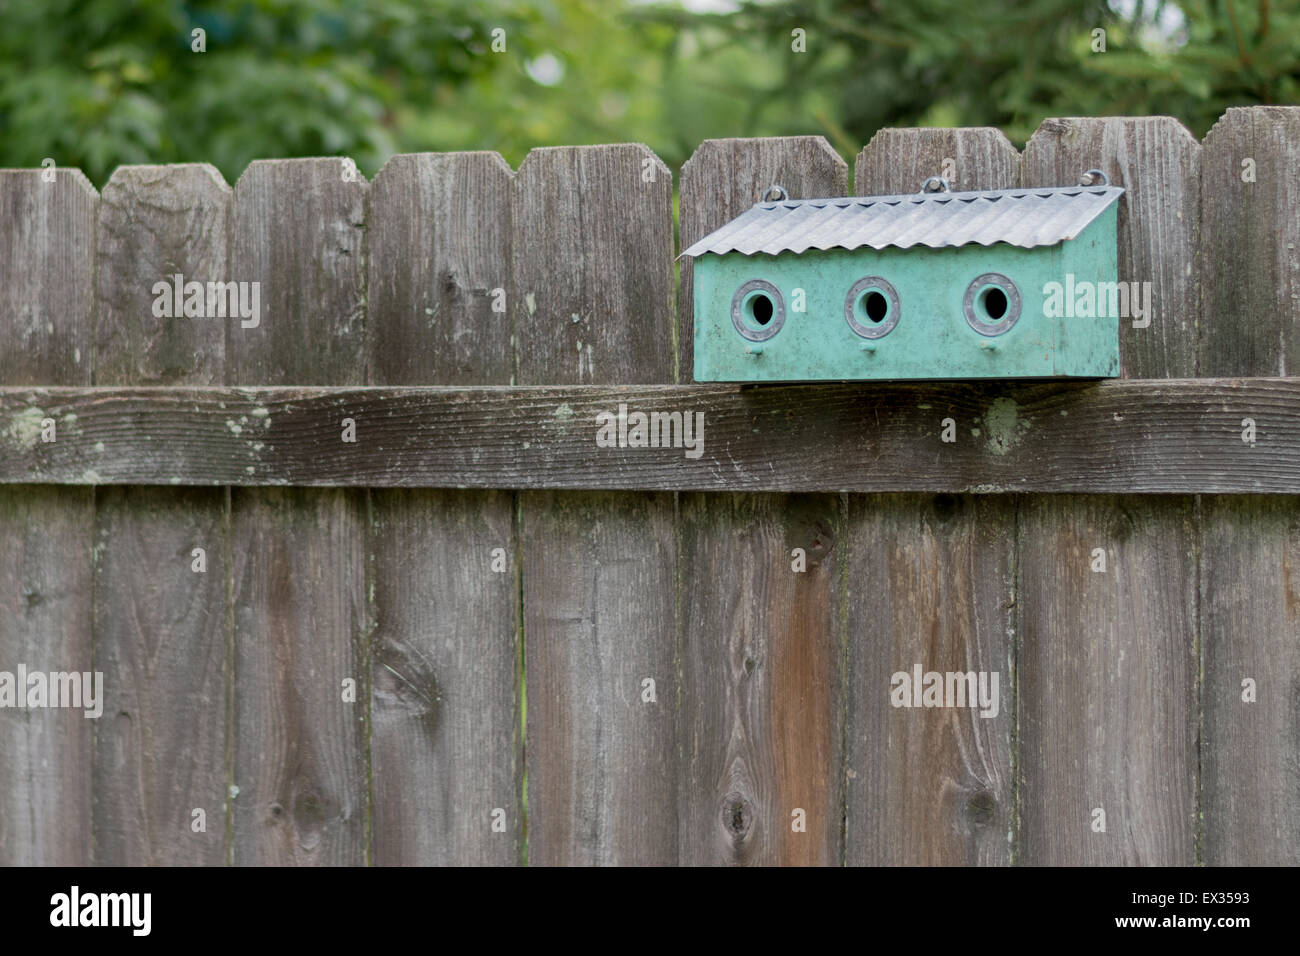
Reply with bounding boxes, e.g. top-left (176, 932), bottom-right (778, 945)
top-left (978, 286), bottom-right (1008, 321)
top-left (844, 276), bottom-right (900, 339)
top-left (963, 272), bottom-right (1021, 336)
top-left (730, 278), bottom-right (786, 341)
top-left (862, 290), bottom-right (889, 322)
